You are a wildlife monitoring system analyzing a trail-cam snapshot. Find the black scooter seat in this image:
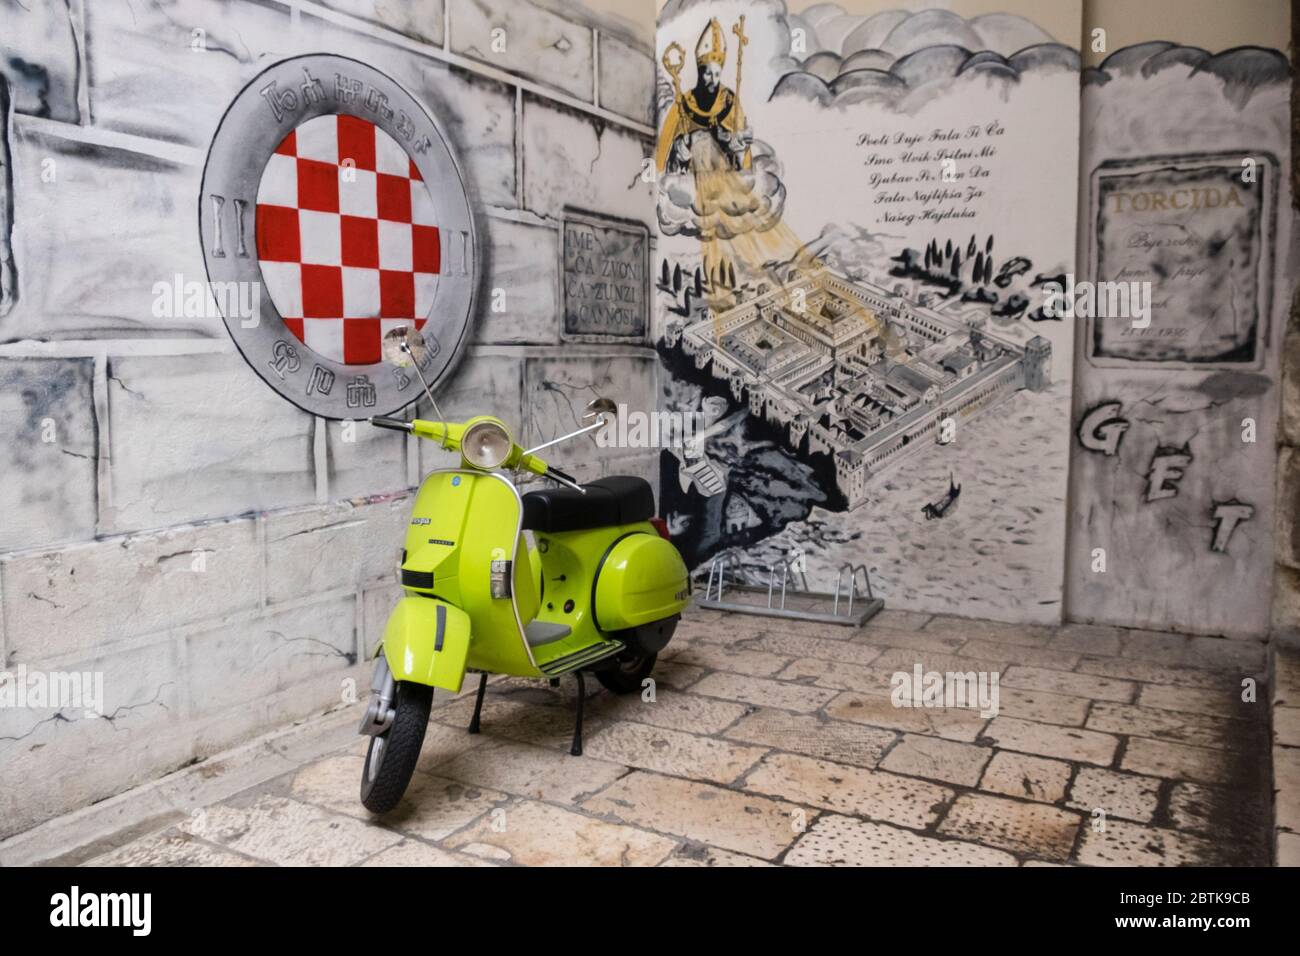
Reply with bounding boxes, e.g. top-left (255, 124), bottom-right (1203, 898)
top-left (521, 476), bottom-right (655, 533)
